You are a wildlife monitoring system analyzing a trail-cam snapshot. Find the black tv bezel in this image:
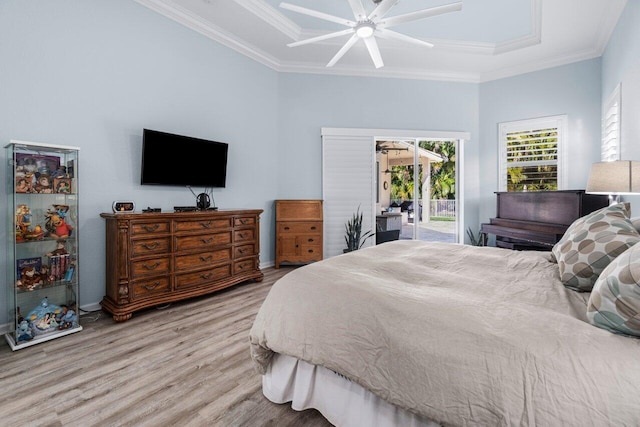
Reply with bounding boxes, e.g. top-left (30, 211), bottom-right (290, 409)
top-left (140, 129), bottom-right (228, 188)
